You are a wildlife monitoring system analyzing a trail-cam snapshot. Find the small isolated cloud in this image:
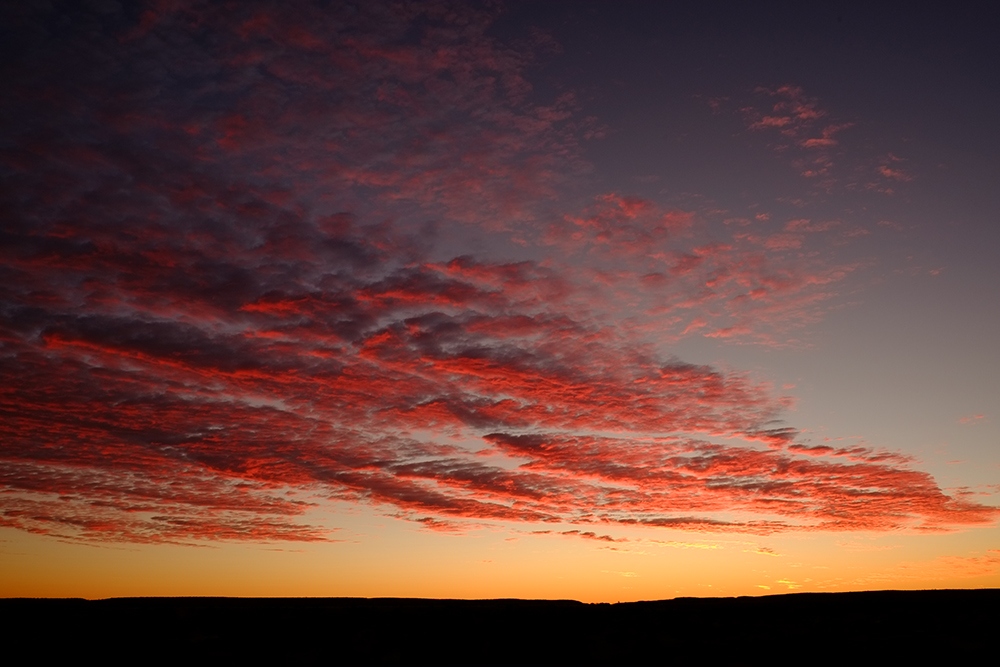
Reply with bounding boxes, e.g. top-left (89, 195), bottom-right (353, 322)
top-left (651, 540), bottom-right (721, 550)
top-left (800, 123), bottom-right (853, 149)
top-left (867, 154), bottom-right (914, 193)
top-left (878, 165), bottom-right (912, 181)
top-left (748, 546), bottom-right (780, 557)
top-left (958, 414), bottom-right (986, 425)
top-left (560, 530), bottom-right (627, 543)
